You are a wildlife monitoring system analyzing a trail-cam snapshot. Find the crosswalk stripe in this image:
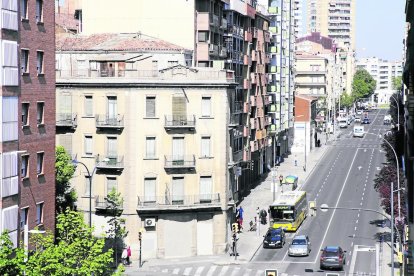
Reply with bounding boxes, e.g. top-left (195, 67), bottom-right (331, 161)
top-left (172, 268), bottom-right (180, 274)
top-left (242, 268), bottom-right (252, 276)
top-left (206, 265), bottom-right (217, 276)
top-left (161, 269), bottom-right (168, 273)
top-left (218, 265), bottom-right (229, 276)
top-left (255, 269), bottom-right (264, 276)
top-left (230, 267), bottom-right (241, 276)
top-left (183, 267), bottom-right (192, 275)
top-left (194, 266), bottom-right (204, 276)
